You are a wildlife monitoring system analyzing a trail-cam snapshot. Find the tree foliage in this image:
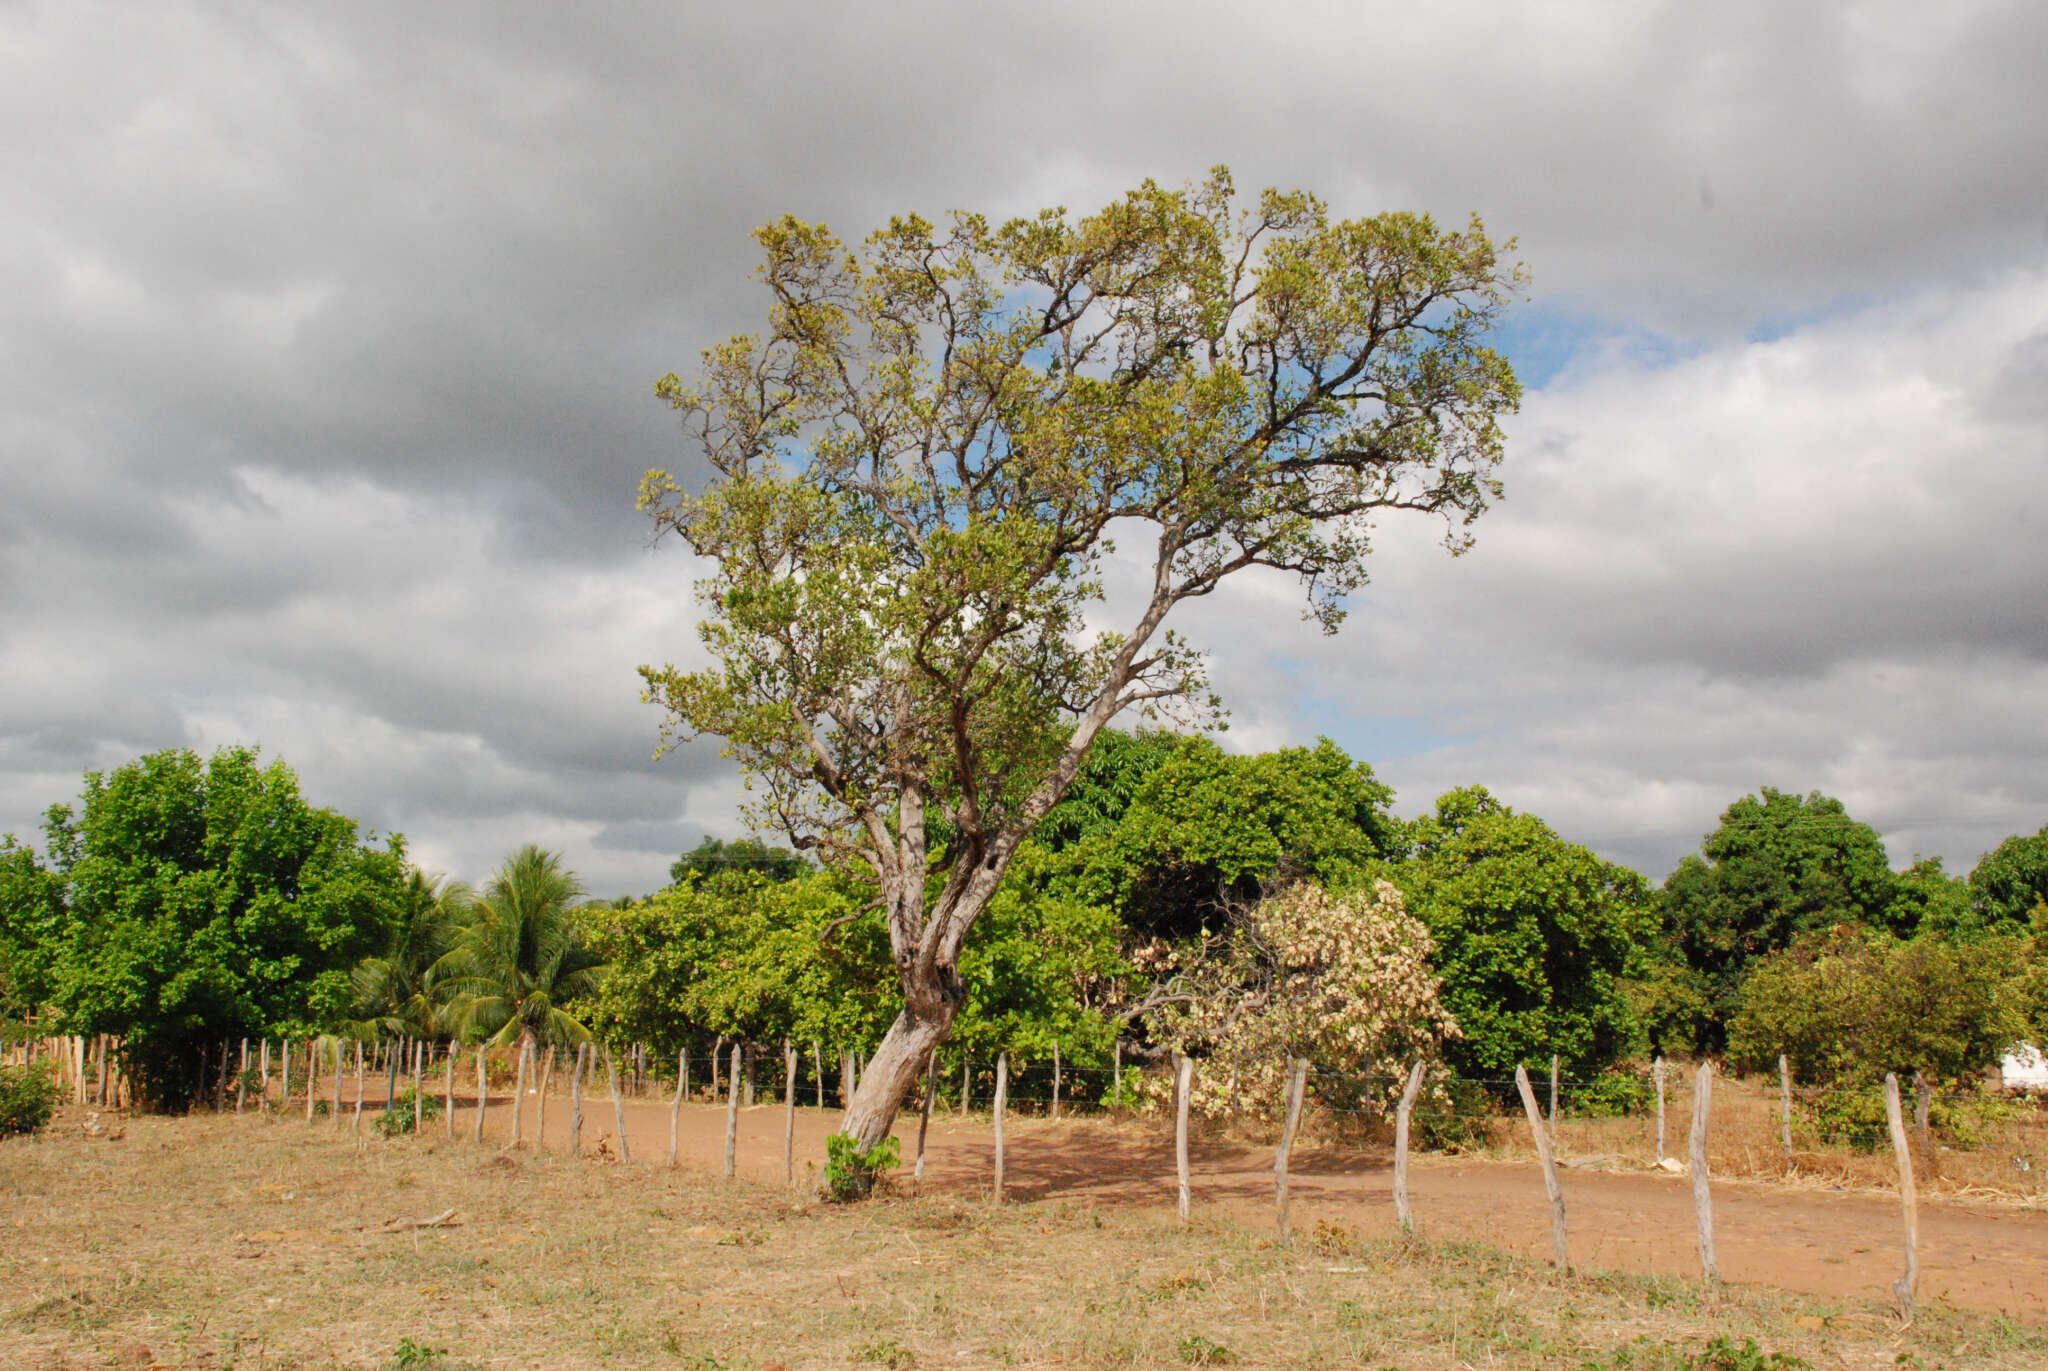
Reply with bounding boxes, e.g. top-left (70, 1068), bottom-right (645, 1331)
top-left (638, 167), bottom-right (1522, 1147)
top-left (1397, 787), bottom-right (1650, 1079)
top-left (1967, 823), bottom-right (2048, 931)
top-left (1656, 788), bottom-right (1904, 1048)
top-left (670, 835), bottom-right (807, 887)
top-left (1144, 880), bottom-right (1454, 1119)
top-left (27, 747), bottom-right (405, 1110)
top-left (1728, 925), bottom-right (2025, 1085)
